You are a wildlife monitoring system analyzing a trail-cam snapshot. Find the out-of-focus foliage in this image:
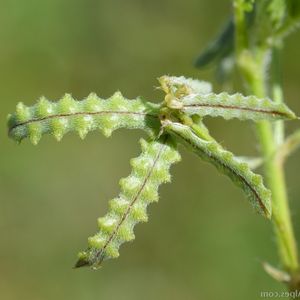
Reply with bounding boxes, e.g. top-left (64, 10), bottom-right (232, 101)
top-left (195, 0), bottom-right (300, 83)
